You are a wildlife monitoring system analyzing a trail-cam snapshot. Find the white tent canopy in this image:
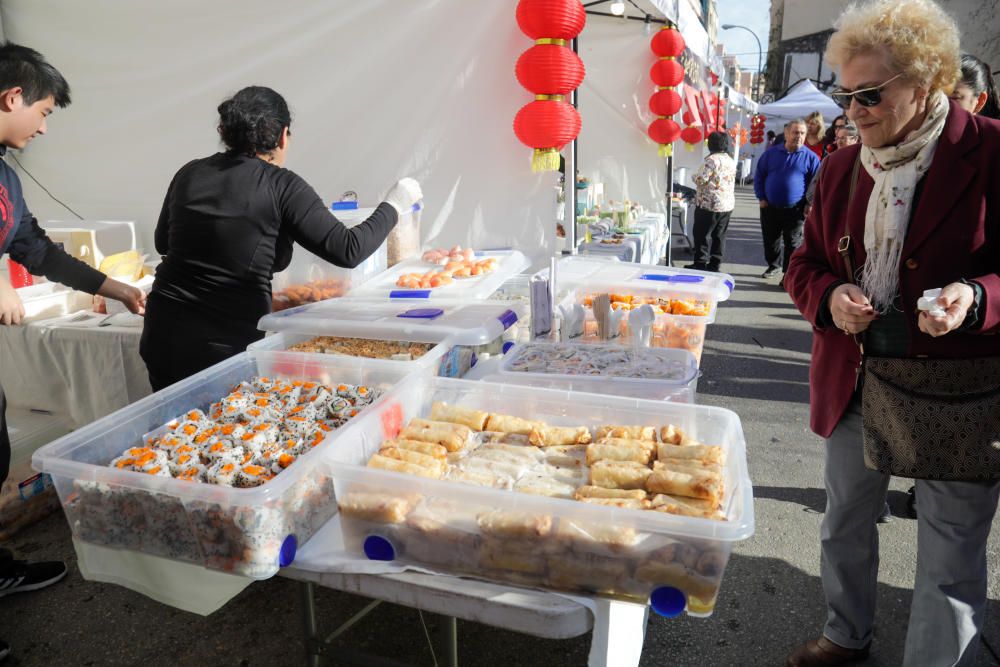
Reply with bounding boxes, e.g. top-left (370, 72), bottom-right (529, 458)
top-left (756, 79), bottom-right (842, 124)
